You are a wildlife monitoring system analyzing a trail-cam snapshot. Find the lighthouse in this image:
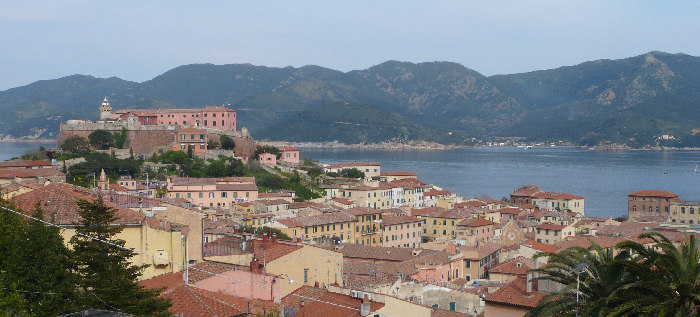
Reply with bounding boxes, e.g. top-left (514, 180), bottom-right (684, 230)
top-left (99, 97), bottom-right (113, 120)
